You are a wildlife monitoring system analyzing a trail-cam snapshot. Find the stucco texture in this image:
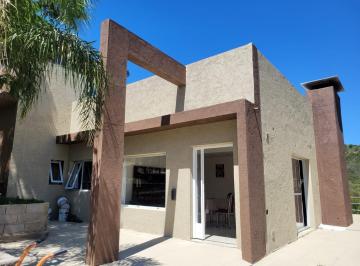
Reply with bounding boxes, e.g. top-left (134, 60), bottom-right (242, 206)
top-left (60, 120), bottom-right (240, 243)
top-left (124, 44), bottom-right (255, 123)
top-left (68, 44), bottom-right (255, 132)
top-left (258, 51), bottom-right (322, 254)
top-left (6, 67), bottom-right (77, 213)
top-left (4, 44), bottom-right (326, 259)
top-left (124, 120), bottom-right (239, 242)
top-left (65, 143), bottom-right (92, 221)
